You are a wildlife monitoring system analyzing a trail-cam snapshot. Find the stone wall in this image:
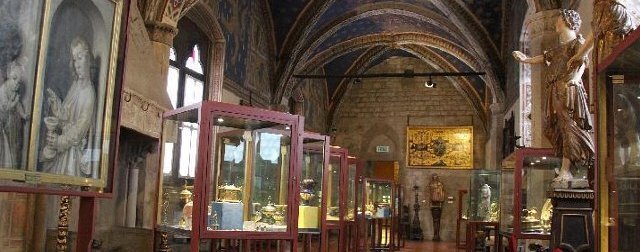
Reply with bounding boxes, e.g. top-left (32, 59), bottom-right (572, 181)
top-left (332, 57), bottom-right (488, 241)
